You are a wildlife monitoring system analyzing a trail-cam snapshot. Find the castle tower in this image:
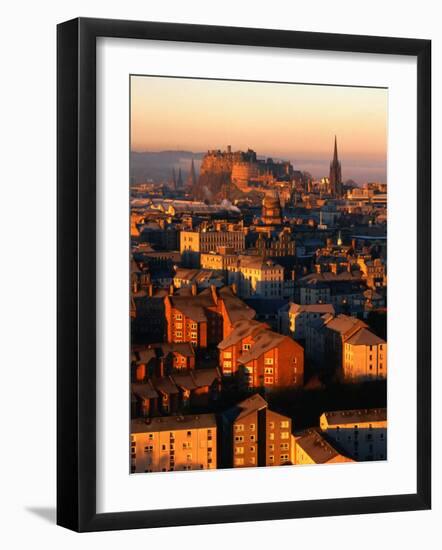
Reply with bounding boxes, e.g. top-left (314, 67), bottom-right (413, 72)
top-left (329, 136), bottom-right (343, 197)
